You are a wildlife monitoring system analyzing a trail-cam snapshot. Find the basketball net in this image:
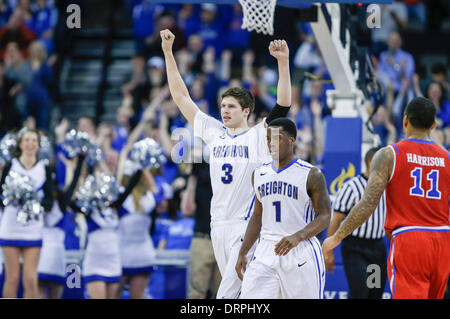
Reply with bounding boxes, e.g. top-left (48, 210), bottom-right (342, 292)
top-left (239, 0), bottom-right (277, 35)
